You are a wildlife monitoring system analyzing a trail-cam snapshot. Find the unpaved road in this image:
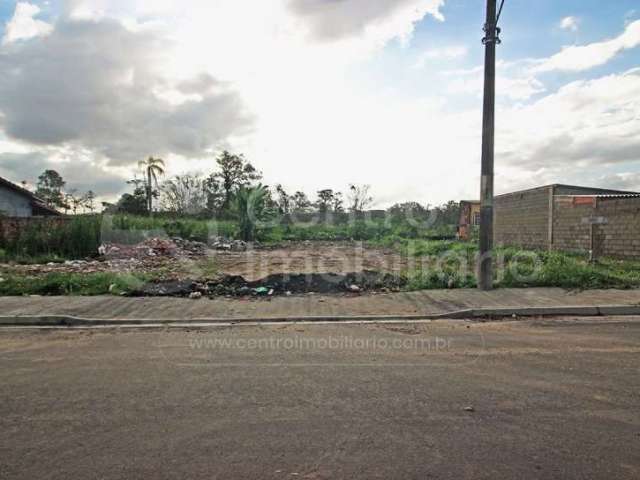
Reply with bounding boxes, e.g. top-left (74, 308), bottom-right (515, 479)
top-left (1, 317), bottom-right (640, 479)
